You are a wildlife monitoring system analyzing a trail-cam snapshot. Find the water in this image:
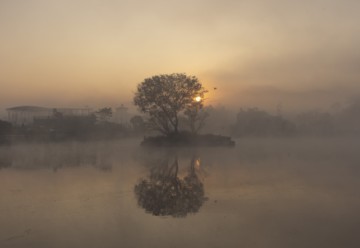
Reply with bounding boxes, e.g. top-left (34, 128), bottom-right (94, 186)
top-left (1, 138), bottom-right (360, 248)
